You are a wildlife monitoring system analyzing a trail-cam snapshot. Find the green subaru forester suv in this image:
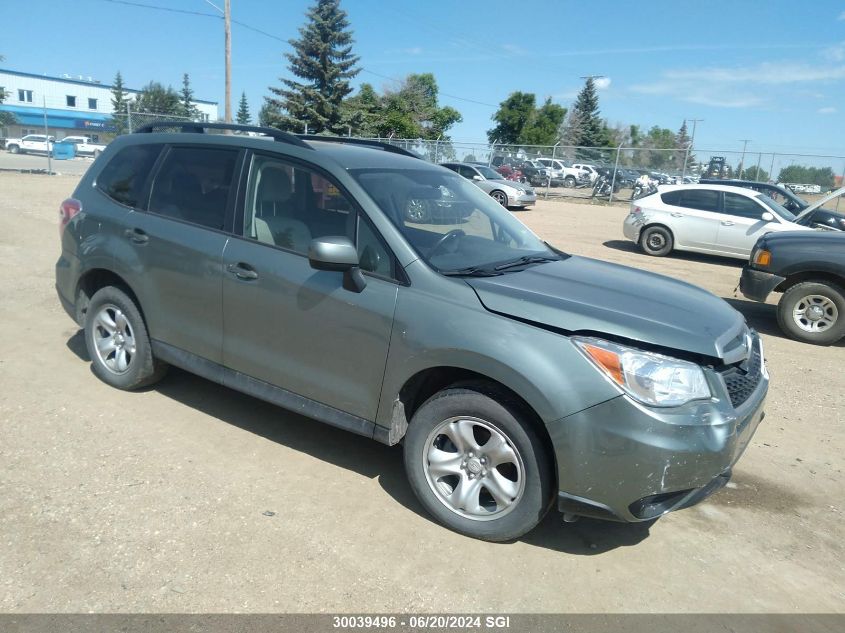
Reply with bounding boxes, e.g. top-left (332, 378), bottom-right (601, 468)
top-left (56, 123), bottom-right (768, 541)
